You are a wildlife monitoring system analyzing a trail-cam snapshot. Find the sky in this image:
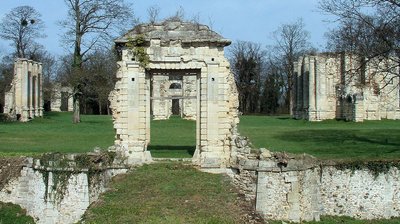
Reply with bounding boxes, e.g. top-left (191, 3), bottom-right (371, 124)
top-left (0, 0), bottom-right (336, 57)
